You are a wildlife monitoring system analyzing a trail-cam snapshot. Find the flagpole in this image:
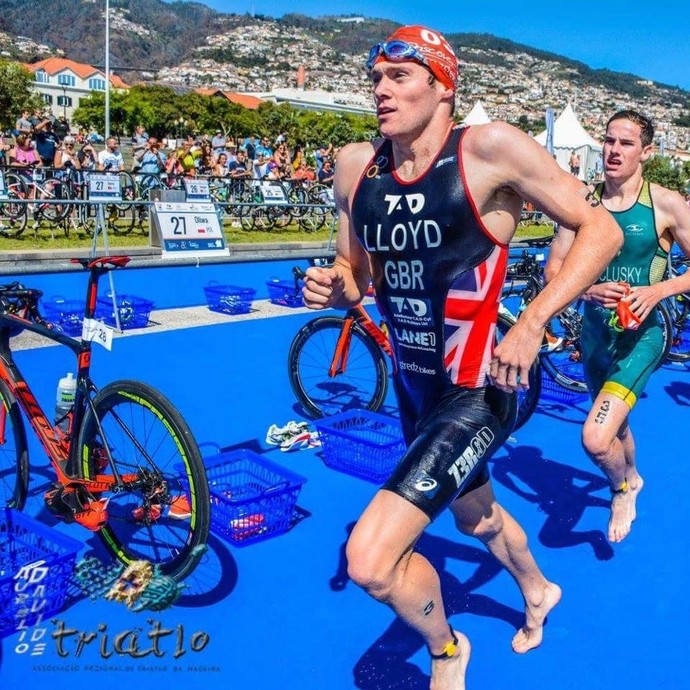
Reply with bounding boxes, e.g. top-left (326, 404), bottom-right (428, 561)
top-left (104, 0), bottom-right (110, 139)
